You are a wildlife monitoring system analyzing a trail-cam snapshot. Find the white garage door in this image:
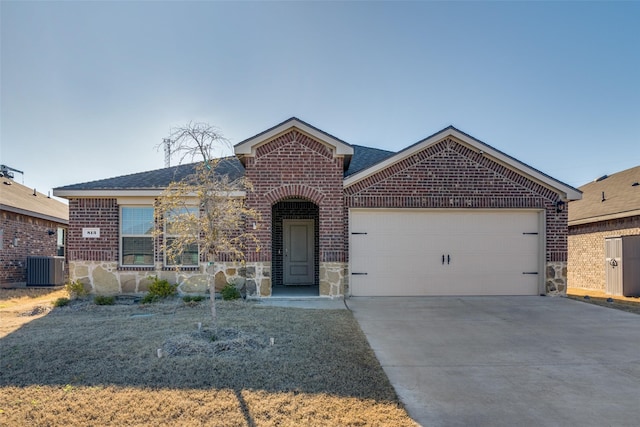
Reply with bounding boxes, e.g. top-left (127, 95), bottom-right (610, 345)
top-left (349, 209), bottom-right (542, 296)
